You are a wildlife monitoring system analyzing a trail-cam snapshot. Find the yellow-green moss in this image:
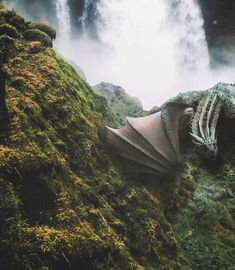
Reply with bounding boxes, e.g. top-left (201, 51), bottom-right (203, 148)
top-left (28, 22), bottom-right (56, 40)
top-left (0, 5), bottom-right (186, 270)
top-left (0, 23), bottom-right (18, 38)
top-left (23, 29), bottom-right (52, 47)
